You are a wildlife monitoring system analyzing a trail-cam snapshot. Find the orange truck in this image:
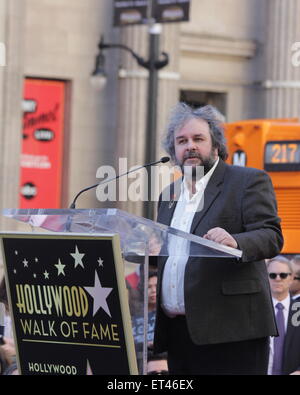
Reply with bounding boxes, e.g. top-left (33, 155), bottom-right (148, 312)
top-left (224, 118), bottom-right (300, 255)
